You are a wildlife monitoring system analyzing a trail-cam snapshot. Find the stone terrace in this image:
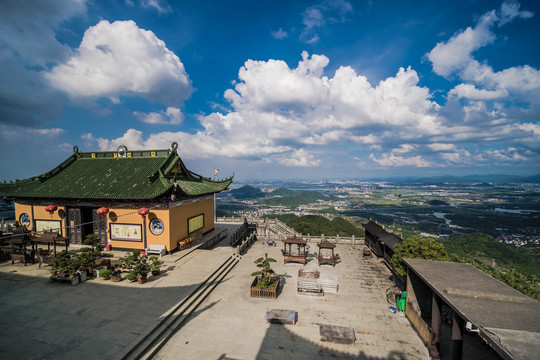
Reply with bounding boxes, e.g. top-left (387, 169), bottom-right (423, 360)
top-left (153, 241), bottom-right (429, 359)
top-left (0, 241), bottom-right (429, 360)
